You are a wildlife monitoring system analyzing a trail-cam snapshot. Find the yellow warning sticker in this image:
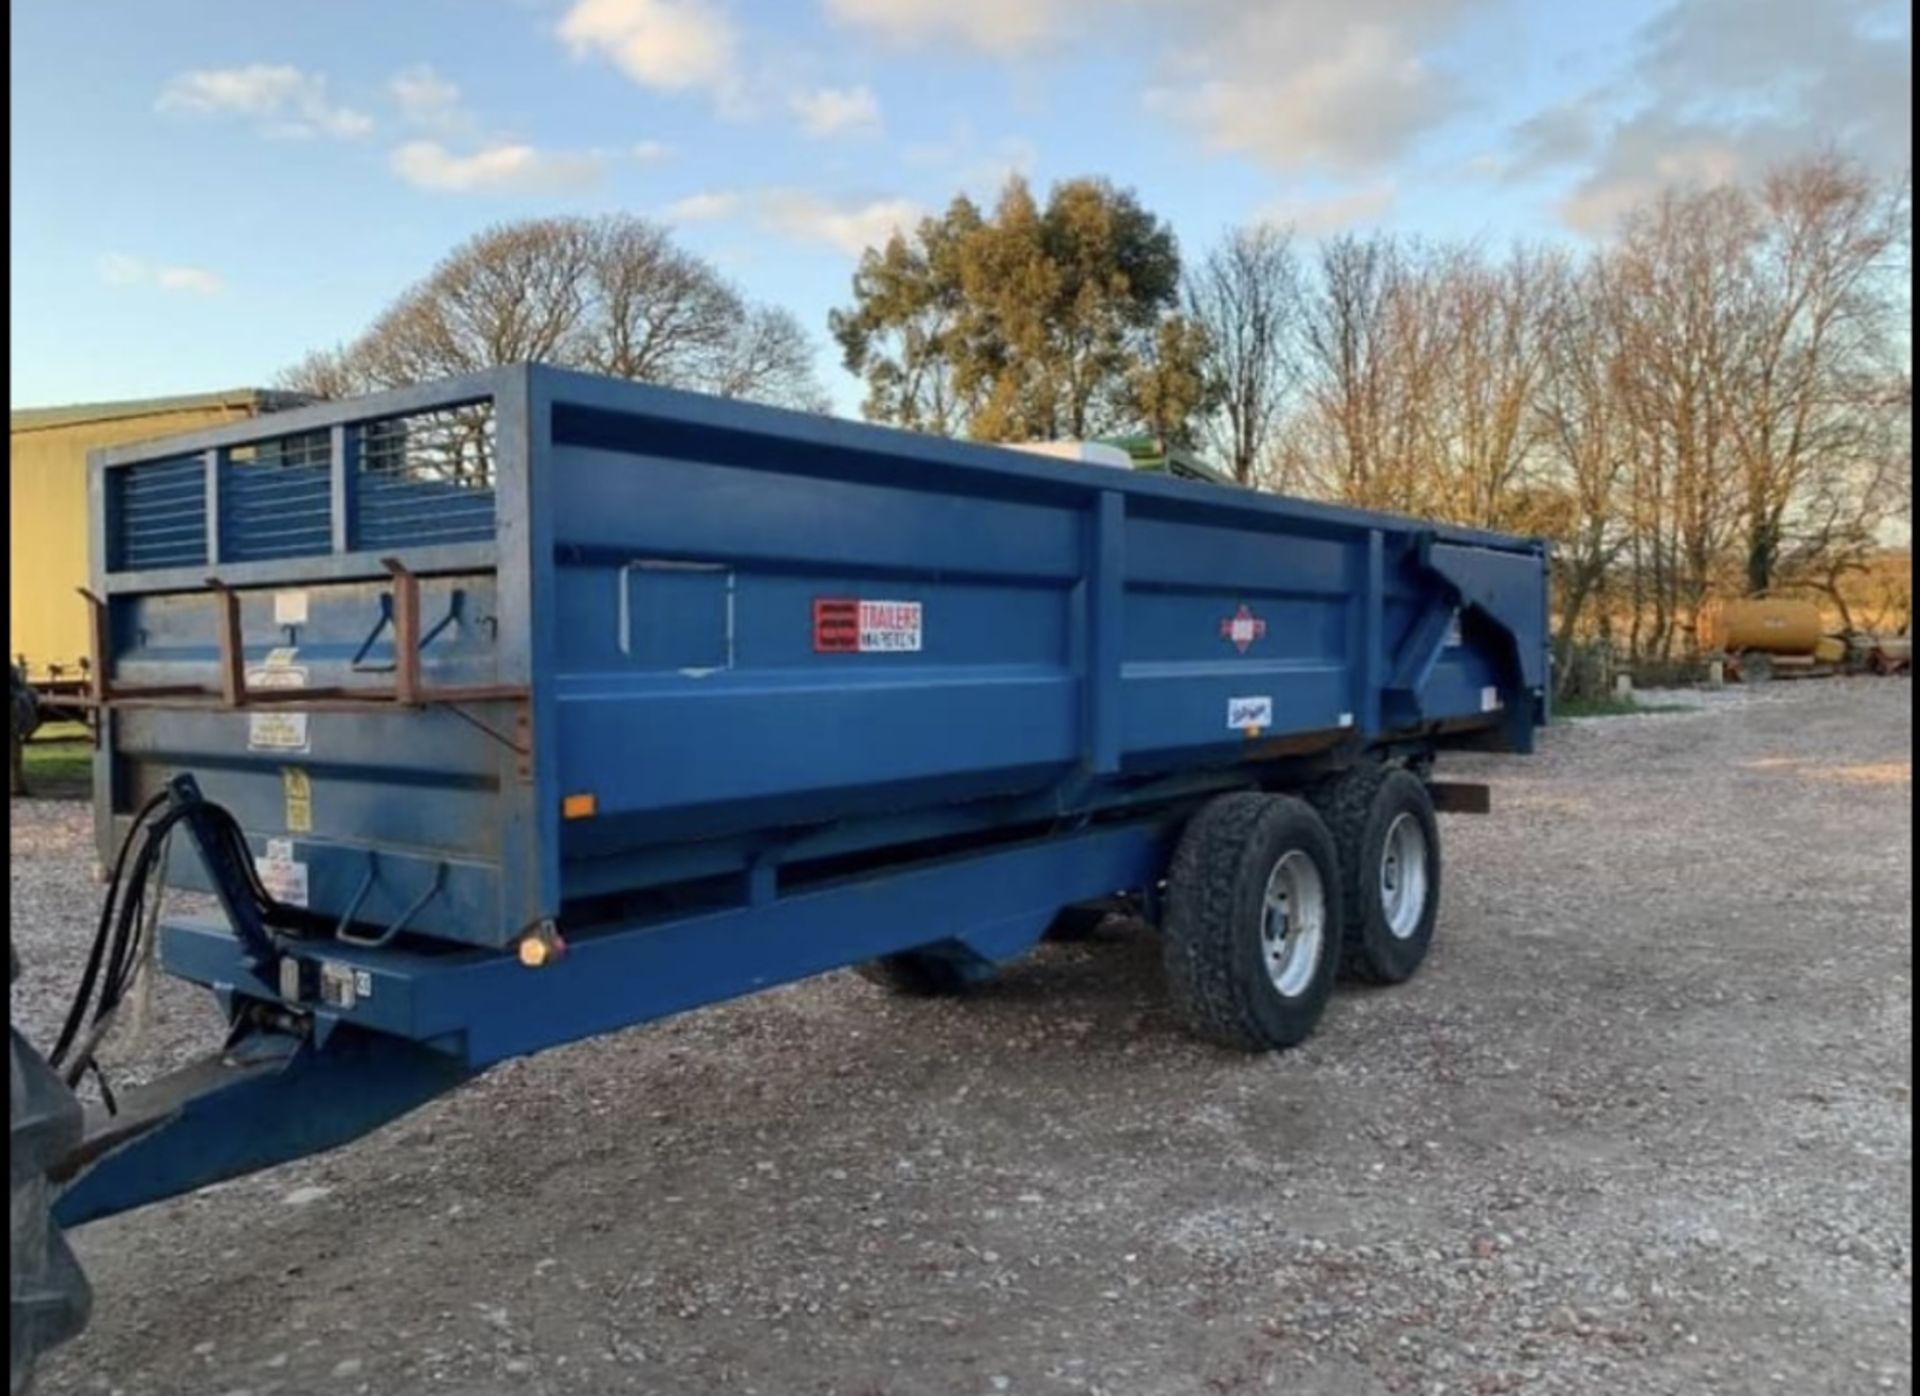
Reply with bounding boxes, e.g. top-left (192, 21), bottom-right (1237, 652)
top-left (282, 767), bottom-right (313, 833)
